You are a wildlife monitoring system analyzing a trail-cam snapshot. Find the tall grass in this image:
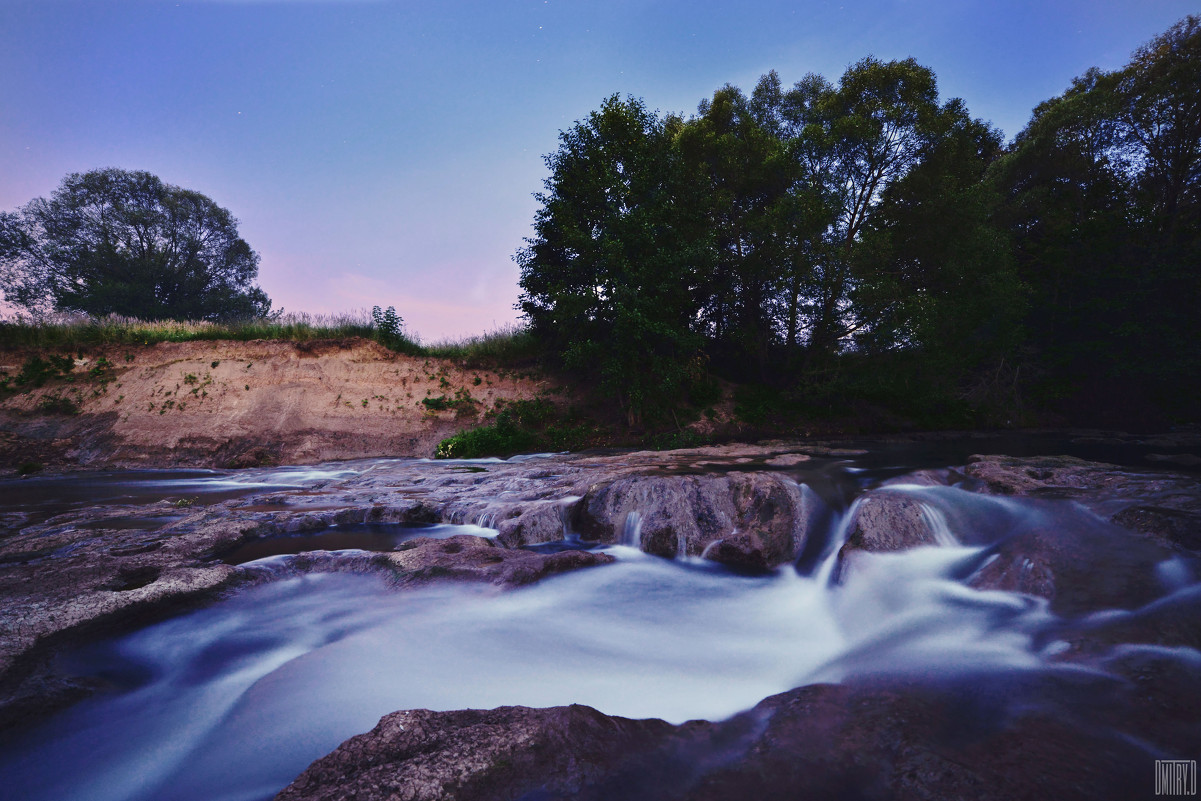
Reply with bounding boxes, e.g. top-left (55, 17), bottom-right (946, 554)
top-left (422, 323), bottom-right (540, 366)
top-left (0, 311), bottom-right (396, 349)
top-left (0, 311), bottom-right (534, 365)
